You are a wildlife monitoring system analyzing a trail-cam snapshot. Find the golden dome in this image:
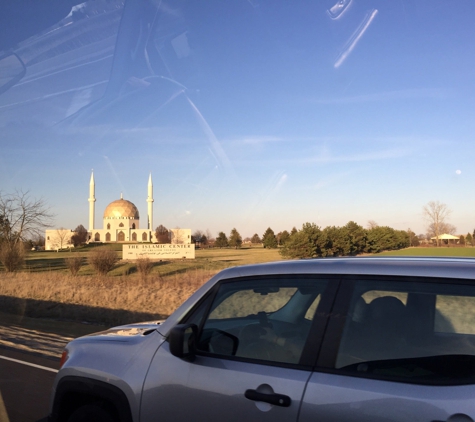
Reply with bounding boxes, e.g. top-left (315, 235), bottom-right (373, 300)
top-left (103, 198), bottom-right (140, 219)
